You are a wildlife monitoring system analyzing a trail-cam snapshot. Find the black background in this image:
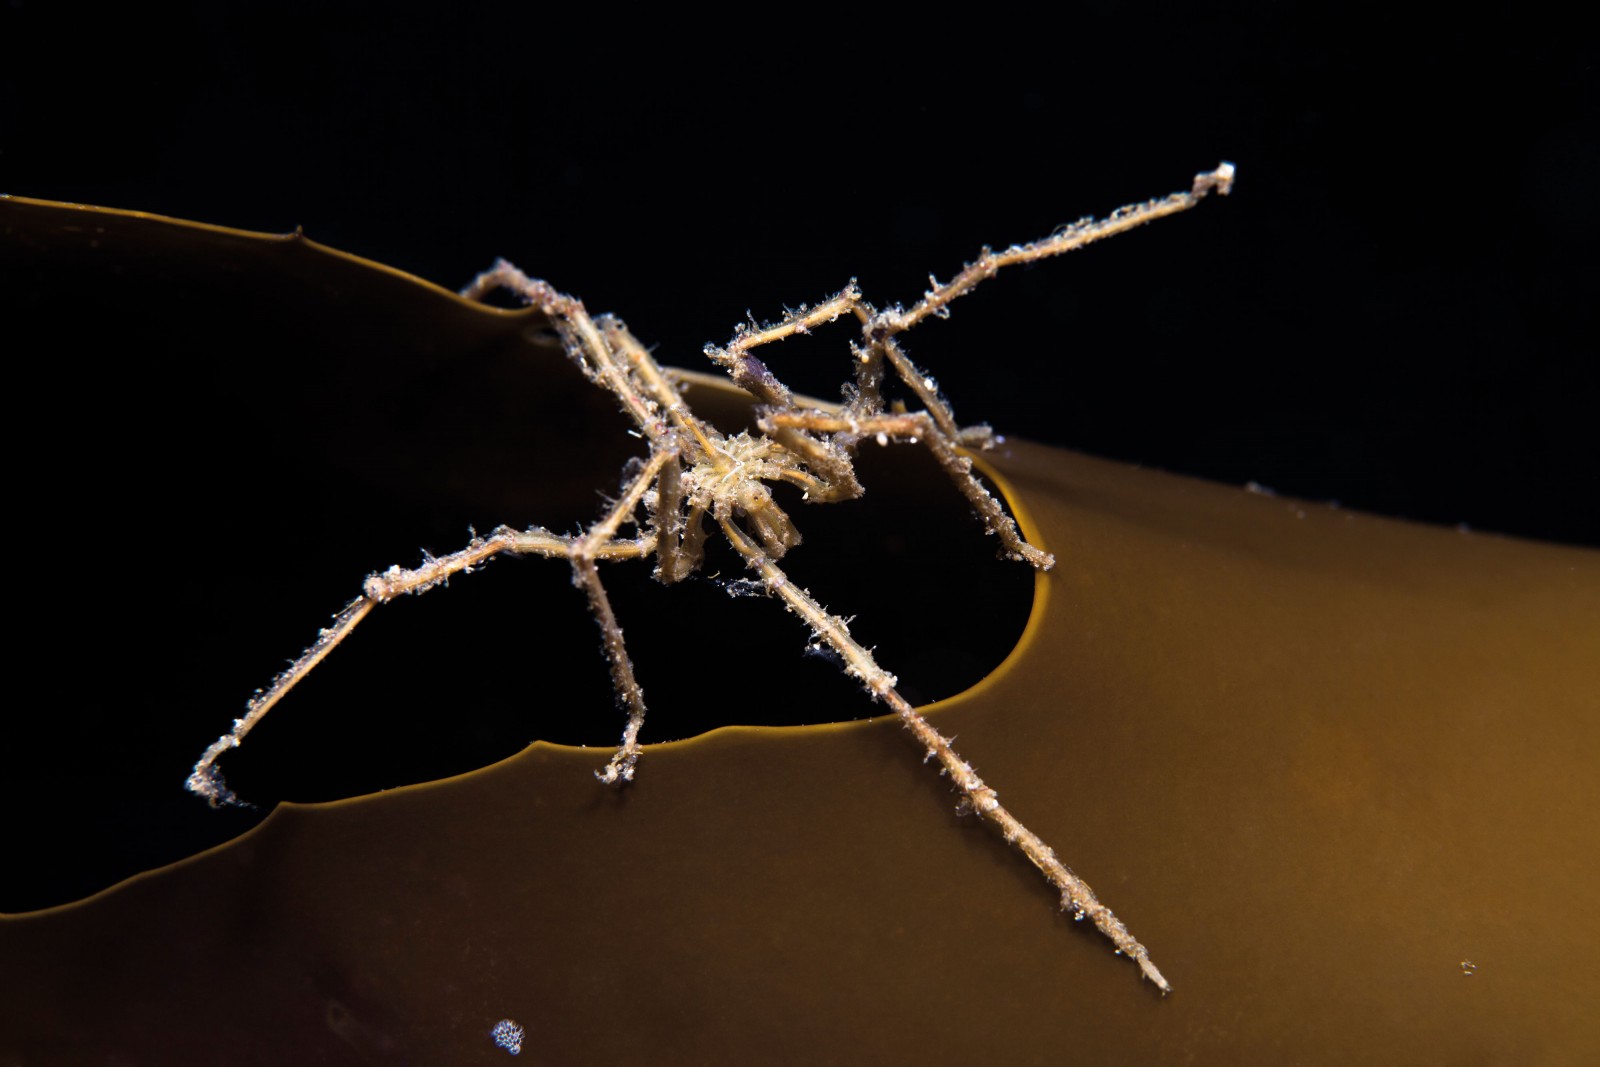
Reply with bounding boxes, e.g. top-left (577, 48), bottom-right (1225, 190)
top-left (2, 4), bottom-right (1594, 910)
